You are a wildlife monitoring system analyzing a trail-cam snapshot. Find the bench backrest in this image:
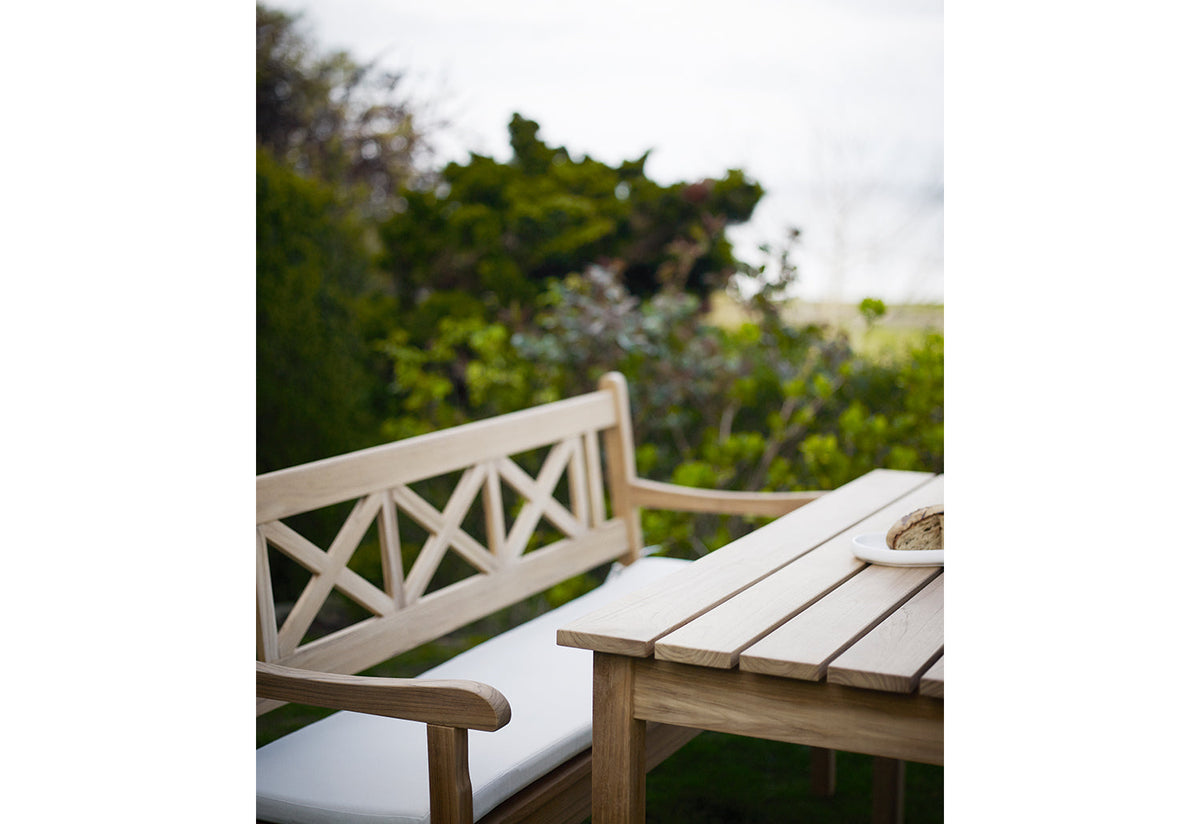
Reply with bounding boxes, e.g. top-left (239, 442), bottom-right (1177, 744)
top-left (256, 373), bottom-right (643, 715)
